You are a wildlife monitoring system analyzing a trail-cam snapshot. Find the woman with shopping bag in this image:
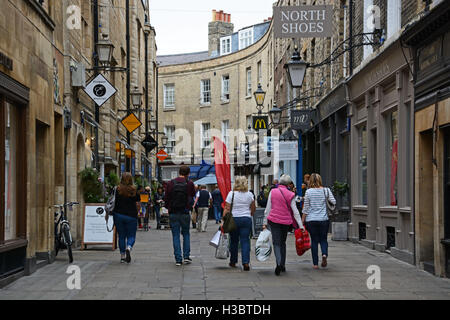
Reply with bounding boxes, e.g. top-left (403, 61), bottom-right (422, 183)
top-left (263, 174), bottom-right (305, 276)
top-left (222, 176), bottom-right (256, 271)
top-left (301, 173), bottom-right (336, 269)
